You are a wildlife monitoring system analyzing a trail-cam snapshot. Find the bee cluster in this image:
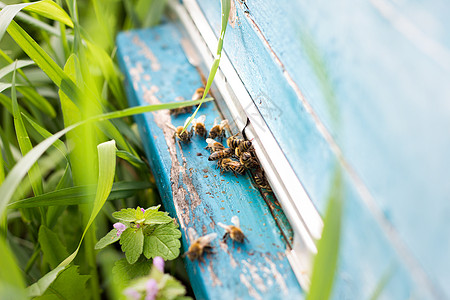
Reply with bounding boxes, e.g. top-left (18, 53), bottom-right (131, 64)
top-left (168, 88), bottom-right (274, 262)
